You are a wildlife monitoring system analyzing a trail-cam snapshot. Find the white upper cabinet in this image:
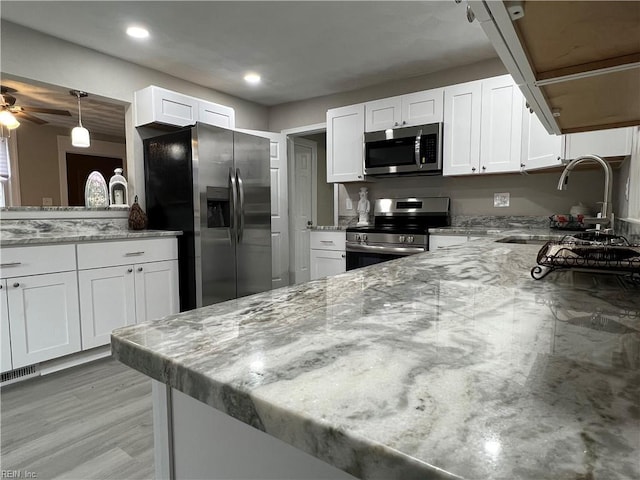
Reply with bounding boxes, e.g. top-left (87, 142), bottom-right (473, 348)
top-left (479, 75), bottom-right (523, 174)
top-left (365, 89), bottom-right (443, 132)
top-left (135, 86), bottom-right (235, 129)
top-left (365, 96), bottom-right (402, 132)
top-left (444, 75), bottom-right (524, 176)
top-left (443, 80), bottom-right (482, 176)
top-left (198, 100), bottom-right (235, 129)
top-left (521, 98), bottom-right (563, 171)
top-left (327, 104), bottom-right (365, 183)
top-left (564, 127), bottom-right (634, 160)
